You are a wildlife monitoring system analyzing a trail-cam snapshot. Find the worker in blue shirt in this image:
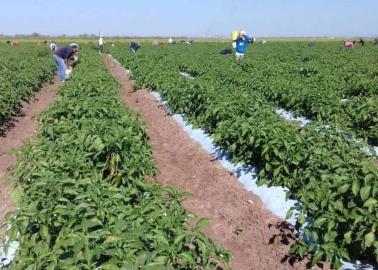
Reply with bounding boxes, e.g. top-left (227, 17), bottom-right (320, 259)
top-left (234, 31), bottom-right (254, 60)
